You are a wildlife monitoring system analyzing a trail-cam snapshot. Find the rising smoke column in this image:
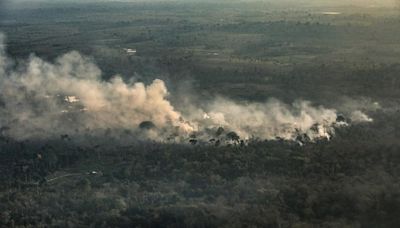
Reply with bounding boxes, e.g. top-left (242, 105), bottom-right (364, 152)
top-left (0, 34), bottom-right (373, 142)
top-left (0, 36), bottom-right (194, 140)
